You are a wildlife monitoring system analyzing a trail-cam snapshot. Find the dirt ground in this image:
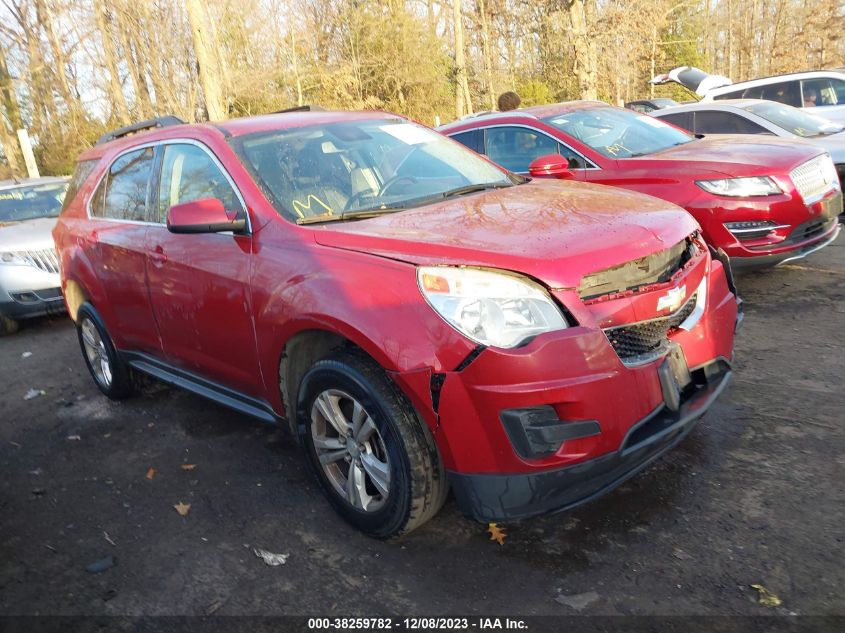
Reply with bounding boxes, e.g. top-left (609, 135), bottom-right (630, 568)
top-left (1, 237), bottom-right (843, 620)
